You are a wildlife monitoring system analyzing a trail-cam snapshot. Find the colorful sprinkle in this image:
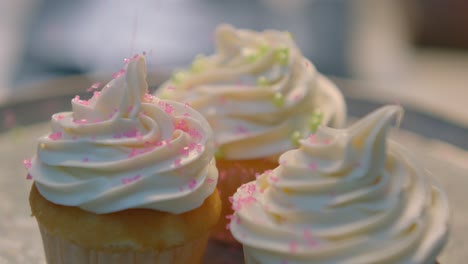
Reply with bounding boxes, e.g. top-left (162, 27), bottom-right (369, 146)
top-left (190, 54), bottom-right (206, 73)
top-left (121, 174), bottom-right (141, 185)
top-left (86, 82), bottom-right (101, 92)
top-left (188, 179), bottom-right (197, 190)
top-left (180, 147), bottom-right (190, 156)
top-left (164, 103), bottom-right (174, 114)
top-left (26, 174), bottom-right (32, 180)
top-left (171, 70), bottom-right (187, 84)
top-left (23, 158), bottom-right (32, 169)
top-left (308, 162), bottom-right (317, 171)
top-left (289, 240), bottom-right (298, 253)
top-left (72, 95), bottom-right (89, 106)
top-left (274, 47), bottom-right (289, 66)
top-left (173, 158), bottom-right (182, 167)
top-left (48, 132), bottom-right (62, 141)
top-left (290, 130), bottom-right (301, 147)
top-left (143, 93), bottom-right (154, 103)
top-left (309, 111), bottom-right (324, 133)
top-left (256, 76), bottom-right (269, 86)
top-left (304, 230), bottom-right (318, 247)
top-left (112, 69), bottom-right (126, 79)
top-left (272, 92), bottom-right (285, 108)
